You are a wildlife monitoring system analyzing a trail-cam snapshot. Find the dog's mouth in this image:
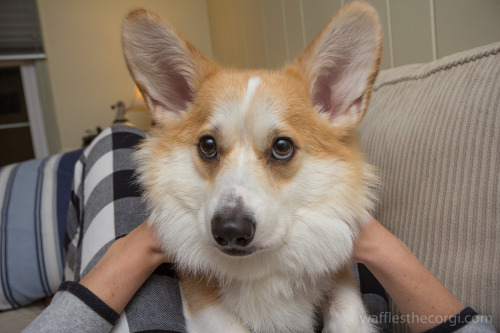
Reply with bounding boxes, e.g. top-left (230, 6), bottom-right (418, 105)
top-left (219, 247), bottom-right (257, 257)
